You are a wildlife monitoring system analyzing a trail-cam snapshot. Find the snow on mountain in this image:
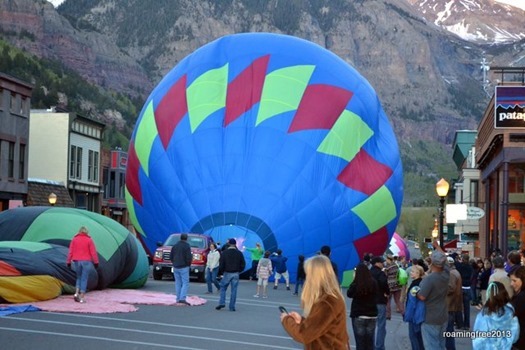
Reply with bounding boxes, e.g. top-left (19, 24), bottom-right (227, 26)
top-left (495, 0), bottom-right (525, 11)
top-left (405, 0), bottom-right (525, 43)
